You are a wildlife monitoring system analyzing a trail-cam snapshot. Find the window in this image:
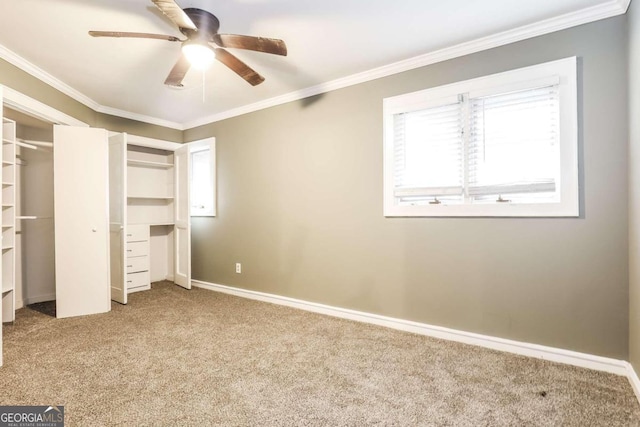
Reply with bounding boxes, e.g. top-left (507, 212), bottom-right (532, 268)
top-left (383, 57), bottom-right (578, 217)
top-left (189, 138), bottom-right (216, 216)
